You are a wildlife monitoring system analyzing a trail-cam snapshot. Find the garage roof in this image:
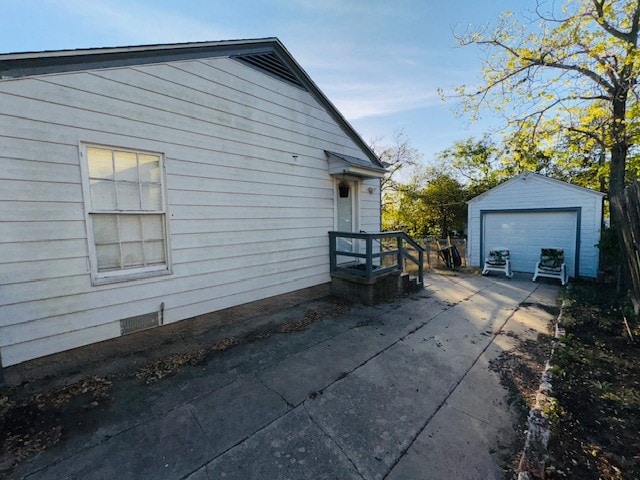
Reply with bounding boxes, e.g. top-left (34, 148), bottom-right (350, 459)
top-left (467, 172), bottom-right (606, 204)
